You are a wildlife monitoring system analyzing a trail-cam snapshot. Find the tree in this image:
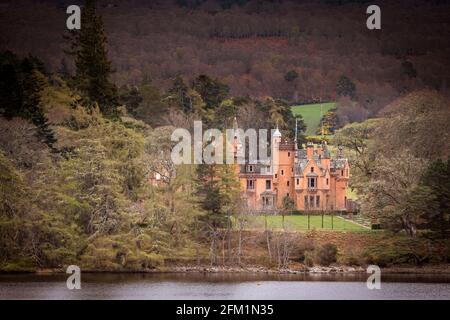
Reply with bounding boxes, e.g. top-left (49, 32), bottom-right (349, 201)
top-left (65, 0), bottom-right (119, 118)
top-left (336, 75), bottom-right (356, 99)
top-left (361, 152), bottom-right (431, 237)
top-left (196, 163), bottom-right (240, 264)
top-left (214, 99), bottom-right (237, 129)
top-left (419, 158), bottom-right (450, 238)
top-left (192, 75), bottom-right (229, 110)
top-left (260, 97), bottom-right (306, 145)
top-left (334, 119), bottom-right (379, 179)
top-left (317, 110), bottom-right (338, 135)
top-left (166, 75), bottom-right (191, 113)
top-left (284, 70), bottom-right (298, 82)
top-left (376, 90), bottom-right (450, 161)
top-left (134, 84), bottom-right (169, 127)
top-left (118, 85), bottom-right (143, 117)
top-left (0, 52), bottom-right (56, 150)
